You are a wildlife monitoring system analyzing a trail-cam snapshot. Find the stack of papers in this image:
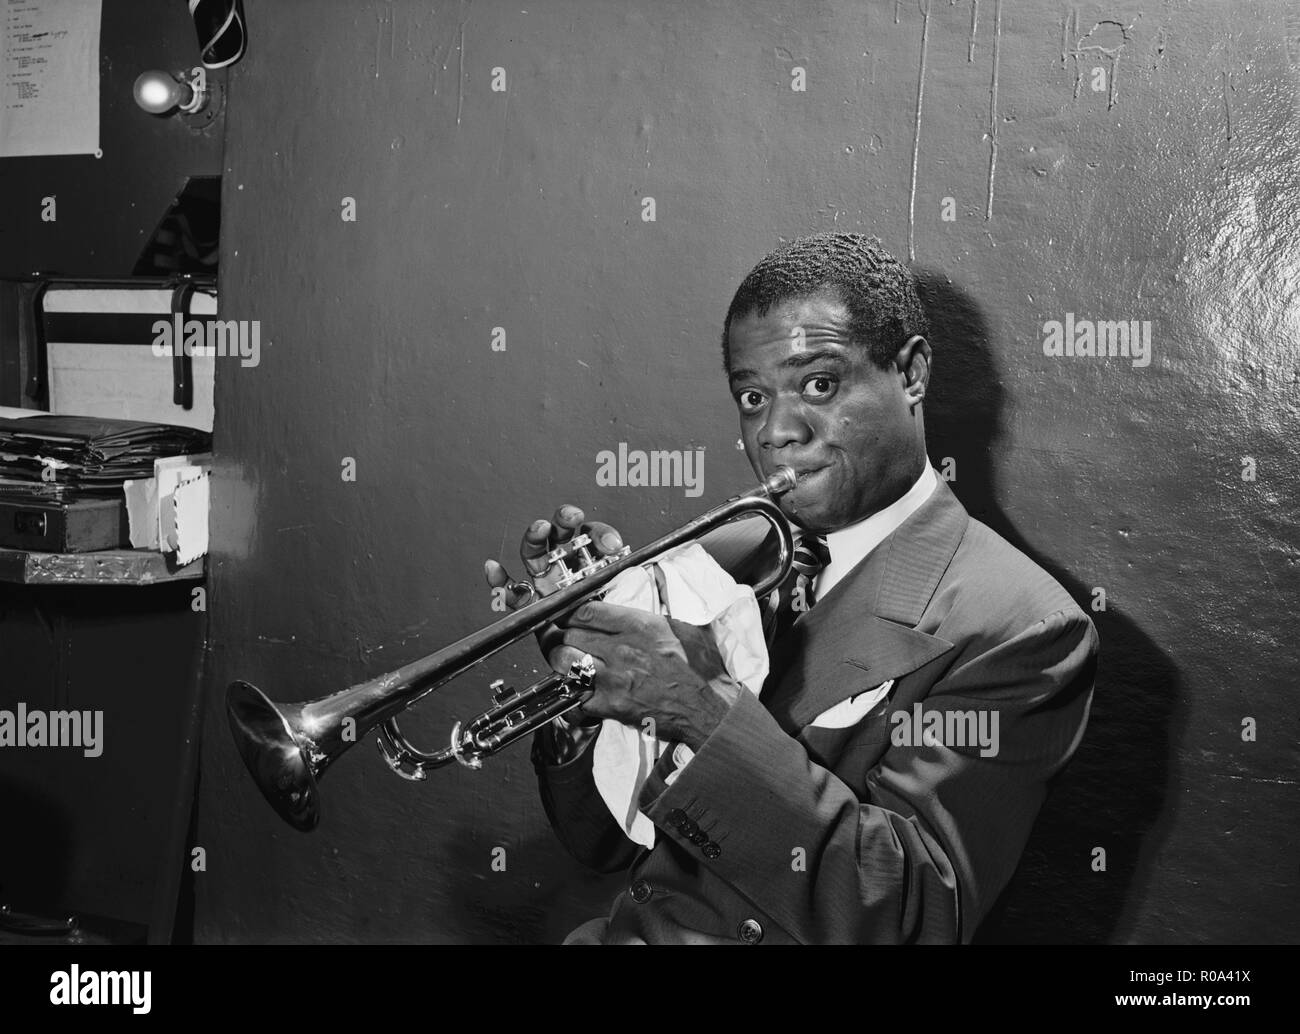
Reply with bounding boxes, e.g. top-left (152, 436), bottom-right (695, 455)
top-left (0, 415), bottom-right (212, 499)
